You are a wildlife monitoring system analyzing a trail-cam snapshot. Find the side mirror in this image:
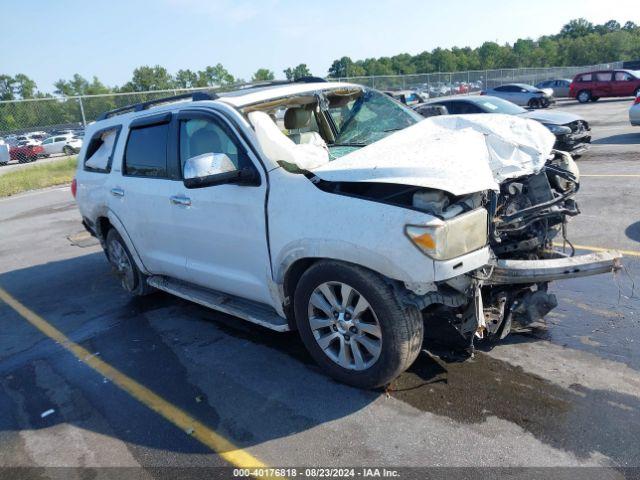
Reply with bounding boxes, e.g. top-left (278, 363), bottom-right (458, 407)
top-left (184, 167), bottom-right (259, 189)
top-left (183, 153), bottom-right (259, 189)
